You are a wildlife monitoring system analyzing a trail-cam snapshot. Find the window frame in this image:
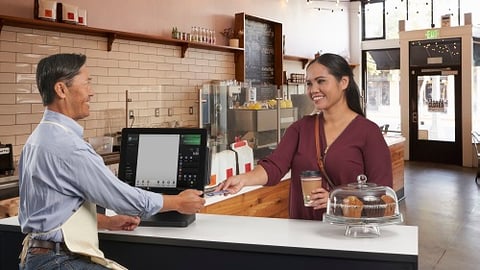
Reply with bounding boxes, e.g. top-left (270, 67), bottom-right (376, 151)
top-left (362, 0), bottom-right (386, 41)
